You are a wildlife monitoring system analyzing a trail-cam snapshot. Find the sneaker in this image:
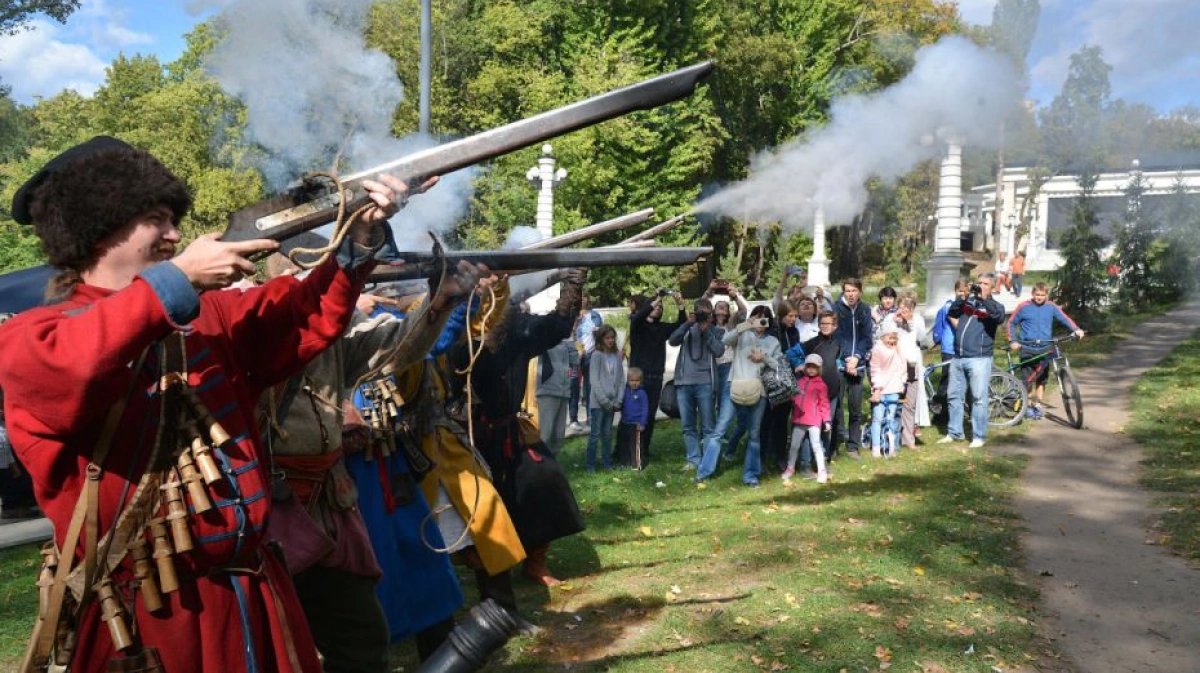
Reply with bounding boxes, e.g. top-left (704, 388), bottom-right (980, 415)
top-left (968, 439), bottom-right (985, 449)
top-left (801, 470), bottom-right (819, 480)
top-left (781, 468), bottom-right (795, 481)
top-left (1032, 407), bottom-right (1045, 420)
top-left (846, 449), bottom-right (862, 461)
top-left (682, 462), bottom-right (697, 472)
top-left (936, 436), bottom-right (959, 444)
top-left (871, 447), bottom-right (882, 458)
top-left (744, 480), bottom-right (760, 488)
top-left (817, 471), bottom-right (829, 484)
